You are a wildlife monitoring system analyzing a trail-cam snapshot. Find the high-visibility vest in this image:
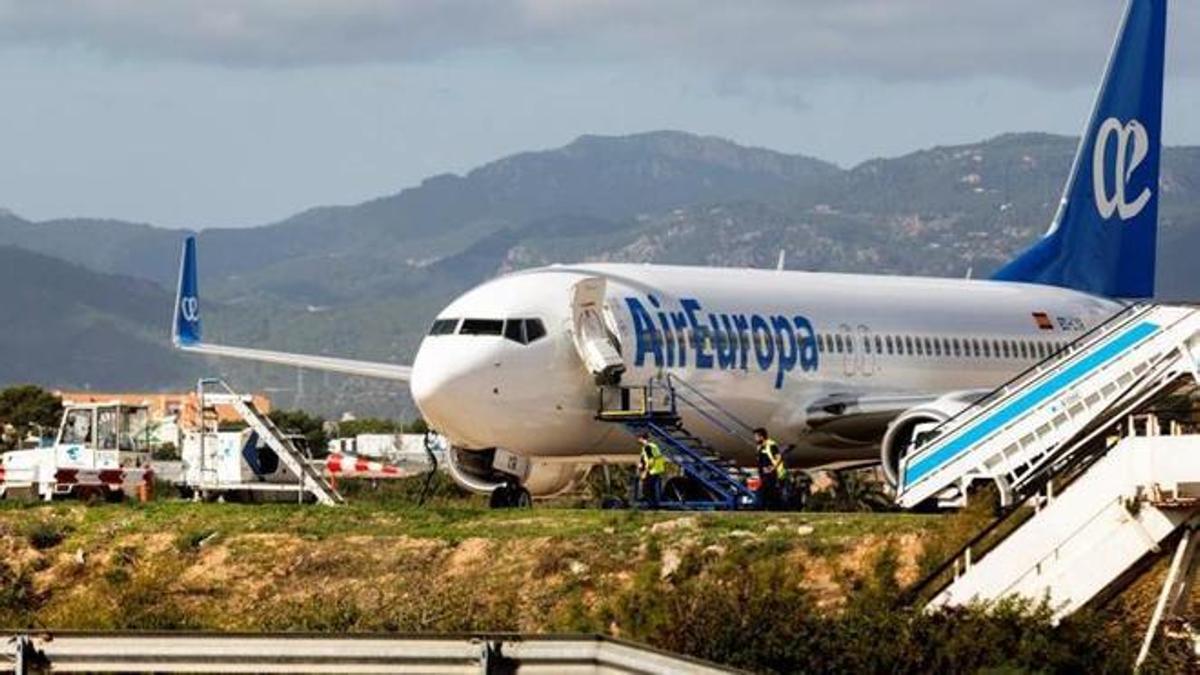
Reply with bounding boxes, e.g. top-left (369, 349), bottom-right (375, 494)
top-left (760, 439), bottom-right (787, 479)
top-left (641, 441), bottom-right (667, 475)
